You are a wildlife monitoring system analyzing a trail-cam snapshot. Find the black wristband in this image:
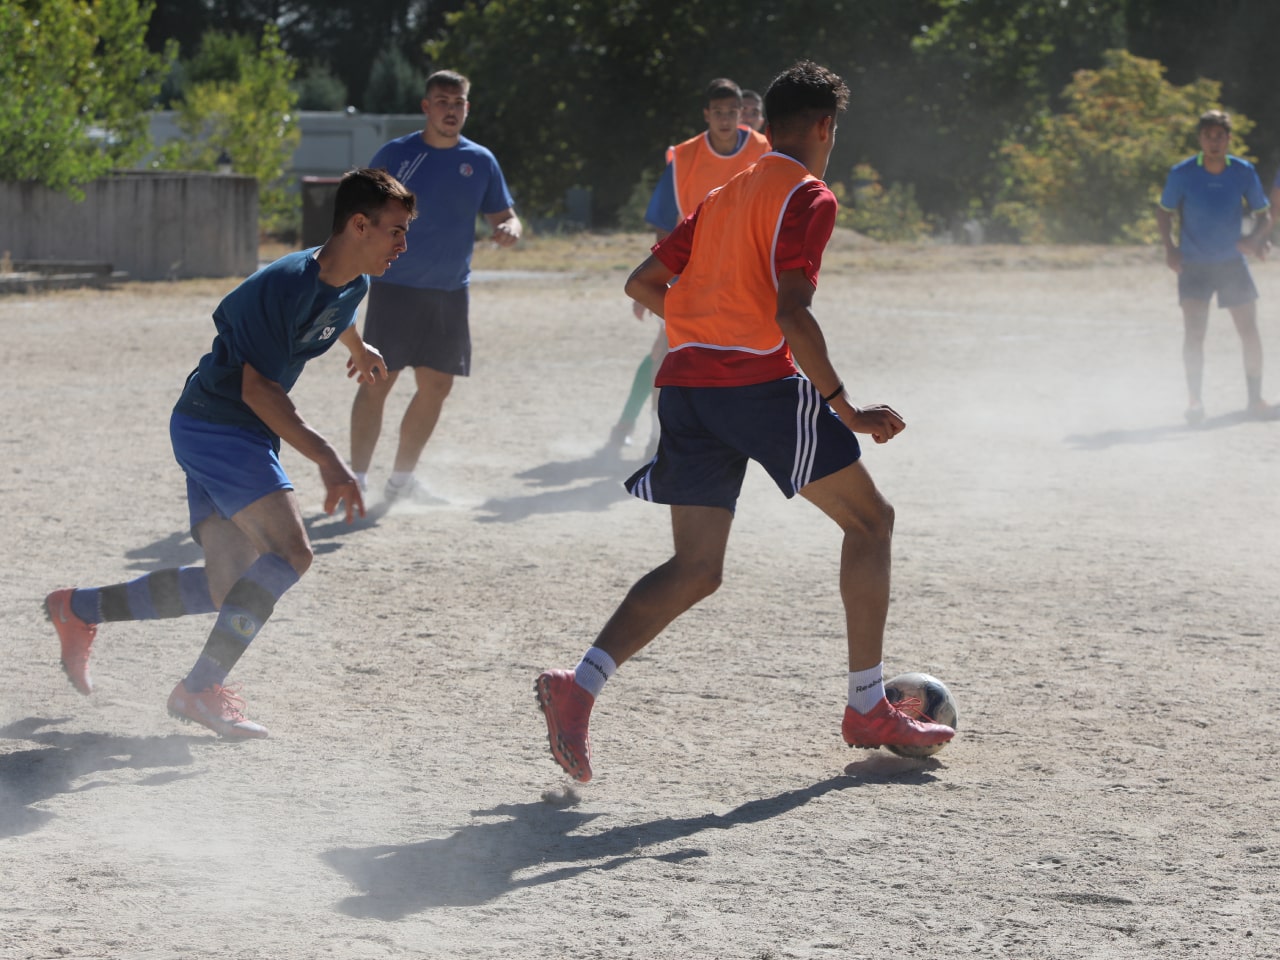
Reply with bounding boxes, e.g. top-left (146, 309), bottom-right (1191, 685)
top-left (822, 383), bottom-right (844, 403)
